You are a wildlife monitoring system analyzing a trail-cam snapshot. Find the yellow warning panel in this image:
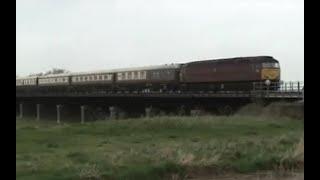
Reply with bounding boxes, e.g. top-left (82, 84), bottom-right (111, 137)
top-left (261, 68), bottom-right (280, 80)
